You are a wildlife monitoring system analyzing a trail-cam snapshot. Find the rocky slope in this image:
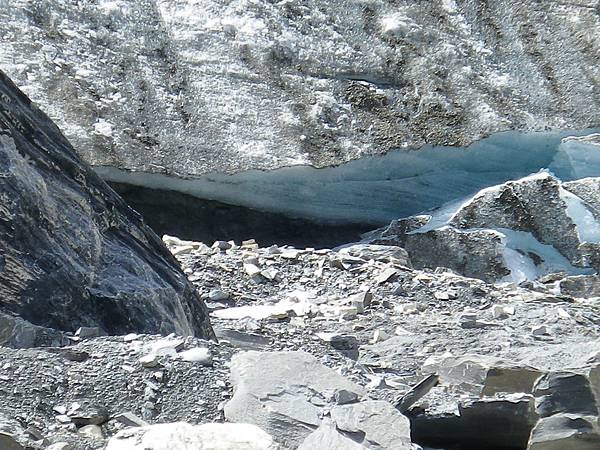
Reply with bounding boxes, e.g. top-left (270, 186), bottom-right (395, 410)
top-left (1, 0), bottom-right (599, 177)
top-left (0, 69), bottom-right (213, 344)
top-left (1, 236), bottom-right (598, 449)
